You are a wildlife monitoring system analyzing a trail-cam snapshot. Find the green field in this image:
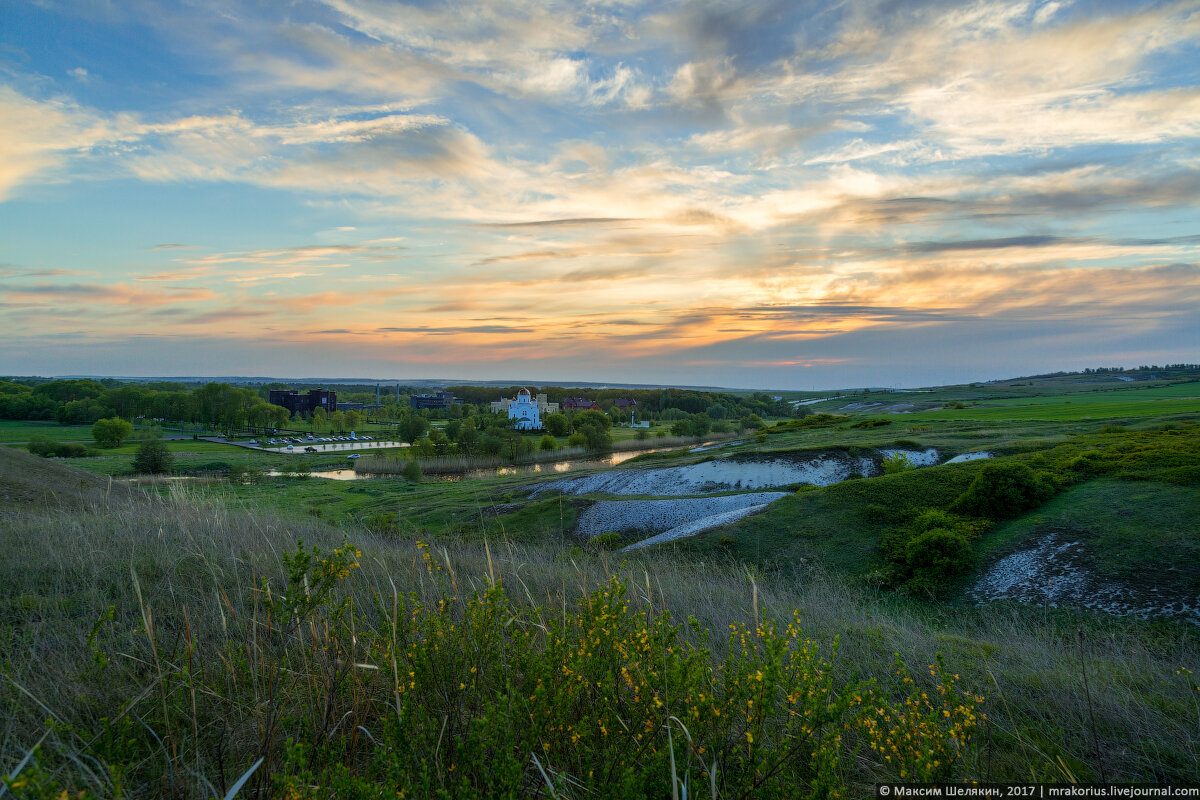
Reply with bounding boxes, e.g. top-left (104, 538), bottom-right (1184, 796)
top-left (902, 396), bottom-right (1200, 421)
top-left (0, 420), bottom-right (97, 443)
